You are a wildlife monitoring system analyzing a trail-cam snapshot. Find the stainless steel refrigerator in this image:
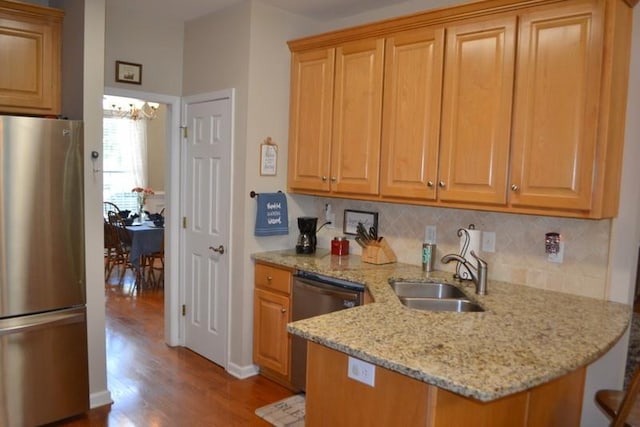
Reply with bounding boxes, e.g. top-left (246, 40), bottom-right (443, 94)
top-left (0, 115), bottom-right (89, 426)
